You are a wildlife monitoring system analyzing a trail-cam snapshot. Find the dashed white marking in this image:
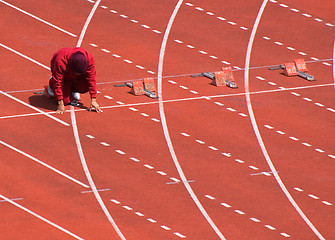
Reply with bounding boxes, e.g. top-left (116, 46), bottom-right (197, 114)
top-left (151, 118), bottom-right (160, 122)
top-left (289, 136), bottom-right (299, 141)
top-left (322, 62), bottom-right (332, 66)
top-left (208, 146), bottom-right (218, 151)
top-left (196, 140), bottom-right (205, 144)
top-left (221, 203), bottom-right (231, 208)
top-left (195, 7), bottom-right (204, 11)
top-left (136, 65), bottom-right (145, 69)
top-left (199, 50), bottom-right (207, 54)
top-left (205, 195), bottom-right (215, 200)
top-left (147, 70), bottom-right (155, 74)
top-left (279, 4), bottom-right (288, 7)
top-left (124, 59), bottom-right (133, 64)
top-left (217, 16), bottom-right (226, 21)
top-left (322, 201), bottom-right (332, 206)
top-left (147, 218), bottom-right (157, 223)
top-left (276, 130), bottom-right (285, 135)
top-left (122, 206), bottom-right (132, 211)
top-left (129, 107), bottom-right (138, 112)
top-left (100, 142), bottom-right (110, 147)
top-left (110, 10), bottom-right (117, 14)
top-left (287, 47), bottom-right (295, 51)
top-left (111, 199), bottom-right (121, 204)
top-left (327, 108), bottom-right (335, 112)
top-left (141, 113), bottom-right (149, 117)
top-left (86, 135), bottom-right (95, 139)
top-left (290, 8), bottom-right (299, 13)
top-left (256, 76), bottom-right (265, 80)
top-left (328, 155), bottom-right (335, 159)
top-left (250, 217), bottom-right (261, 223)
top-left (311, 57), bottom-right (319, 61)
top-left (303, 97), bottom-right (312, 102)
top-left (168, 80), bottom-right (177, 84)
top-left (135, 212), bottom-right (144, 217)
top-left (326, 23), bottom-right (335, 27)
top-left (308, 194), bottom-right (319, 200)
top-left (170, 177), bottom-right (180, 182)
top-left (180, 85), bottom-right (188, 90)
top-left (144, 164), bottom-right (154, 169)
top-left (116, 101), bottom-right (125, 105)
top-left (249, 166), bottom-right (259, 170)
top-left (235, 159), bottom-right (244, 163)
top-left (181, 132), bottom-right (190, 137)
top-left (222, 60), bottom-right (231, 65)
top-left (234, 210), bottom-right (245, 215)
top-left (240, 26), bottom-right (248, 30)
top-left (302, 142), bottom-right (312, 147)
top-left (104, 95), bottom-right (113, 99)
top-left (274, 41), bottom-right (283, 46)
top-left (298, 52), bottom-right (307, 56)
top-left (141, 24), bottom-right (150, 29)
top-left (174, 40), bottom-right (183, 44)
top-left (112, 54), bottom-right (121, 58)
top-left (153, 30), bottom-right (161, 34)
top-left (157, 171), bottom-right (167, 176)
top-left (294, 187), bottom-right (304, 192)
top-left (120, 14), bottom-right (128, 19)
top-left (303, 13), bottom-right (312, 18)
top-left (265, 225), bottom-right (276, 230)
top-left (215, 102), bottom-right (224, 106)
top-left (185, 3), bottom-right (194, 7)
top-left (315, 103), bottom-right (324, 107)
top-left (268, 82), bottom-right (277, 86)
top-left (239, 113), bottom-right (248, 117)
top-left (228, 21), bottom-right (237, 25)
top-left (115, 150), bottom-right (125, 155)
top-left (206, 12), bottom-right (214, 16)
top-left (174, 232), bottom-right (186, 238)
top-left (90, 43), bottom-right (98, 47)
top-left (130, 19), bottom-right (138, 23)
top-left (101, 6), bottom-right (108, 9)
top-left (130, 157), bottom-right (140, 162)
top-left (226, 107), bottom-right (236, 112)
top-left (161, 225), bottom-right (171, 231)
top-left (291, 92), bottom-right (300, 96)
top-left (190, 90), bottom-right (198, 94)
top-left (280, 233), bottom-right (291, 237)
top-left (263, 36), bottom-right (270, 40)
top-left (315, 149), bottom-right (325, 153)
top-left (264, 125), bottom-right (274, 129)
top-left (210, 55), bottom-right (218, 59)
